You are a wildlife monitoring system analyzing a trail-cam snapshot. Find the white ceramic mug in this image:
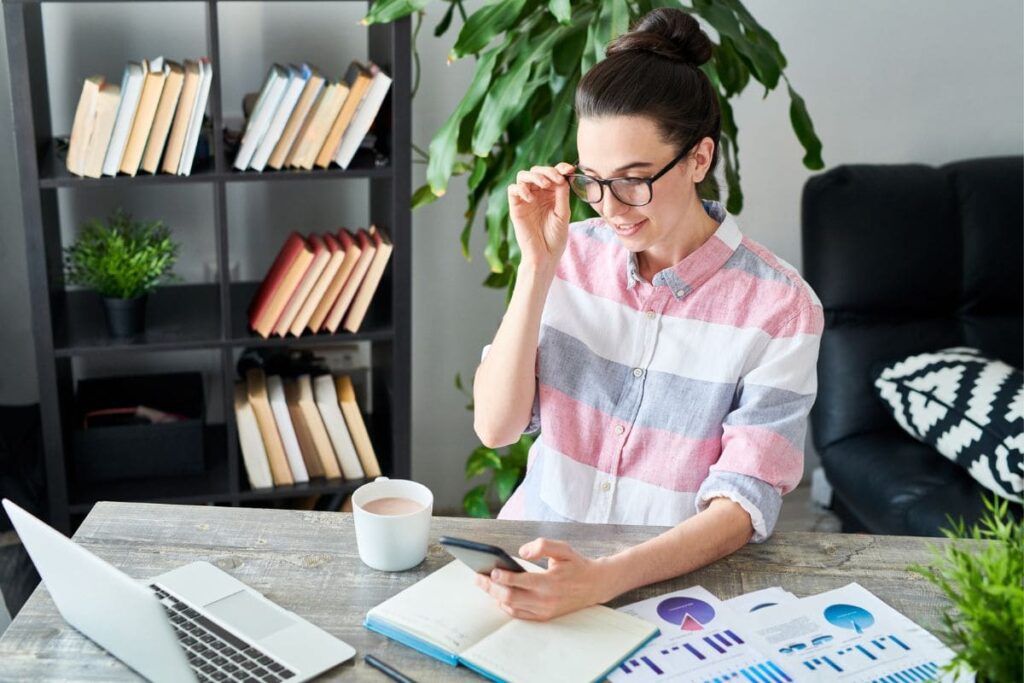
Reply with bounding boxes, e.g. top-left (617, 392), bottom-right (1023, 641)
top-left (352, 477), bottom-right (434, 571)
